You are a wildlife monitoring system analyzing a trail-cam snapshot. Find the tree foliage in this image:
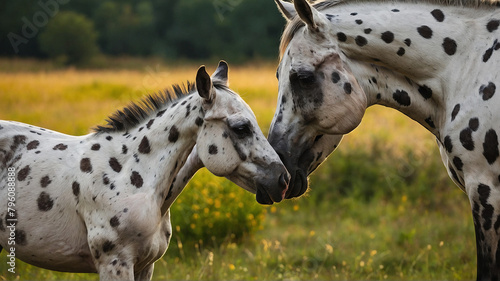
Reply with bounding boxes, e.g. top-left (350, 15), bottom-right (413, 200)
top-left (38, 11), bottom-right (98, 64)
top-left (1, 0), bottom-right (286, 62)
